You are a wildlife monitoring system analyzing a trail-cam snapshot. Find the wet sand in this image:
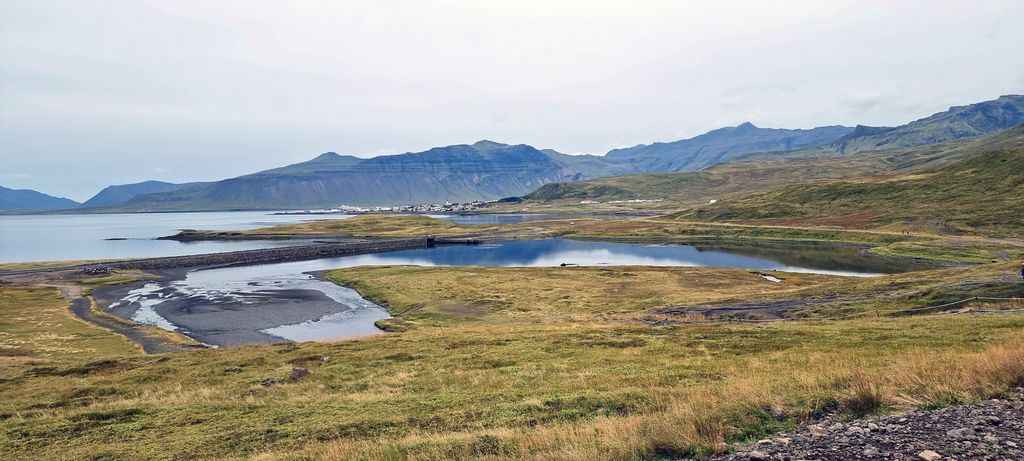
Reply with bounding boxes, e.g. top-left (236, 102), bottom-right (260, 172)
top-left (153, 288), bottom-right (346, 346)
top-left (92, 266), bottom-right (387, 348)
